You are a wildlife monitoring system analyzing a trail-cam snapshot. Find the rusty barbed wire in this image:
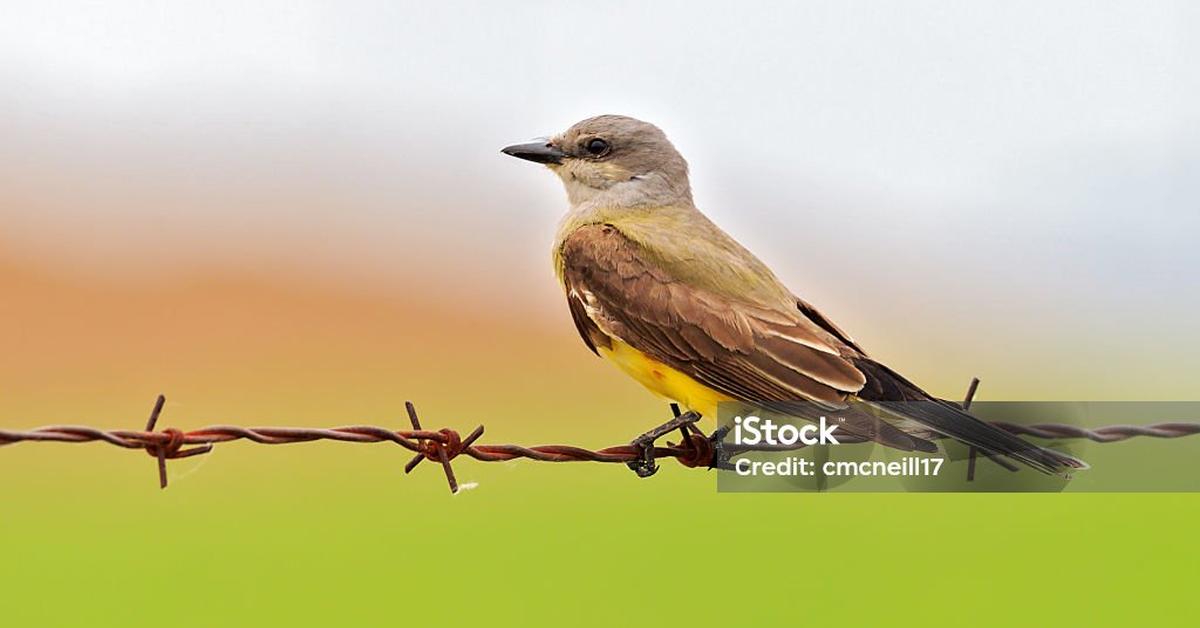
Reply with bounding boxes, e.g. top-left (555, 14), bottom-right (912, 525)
top-left (988, 422), bottom-right (1200, 442)
top-left (2, 391), bottom-right (1198, 493)
top-left (0, 395), bottom-right (703, 493)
